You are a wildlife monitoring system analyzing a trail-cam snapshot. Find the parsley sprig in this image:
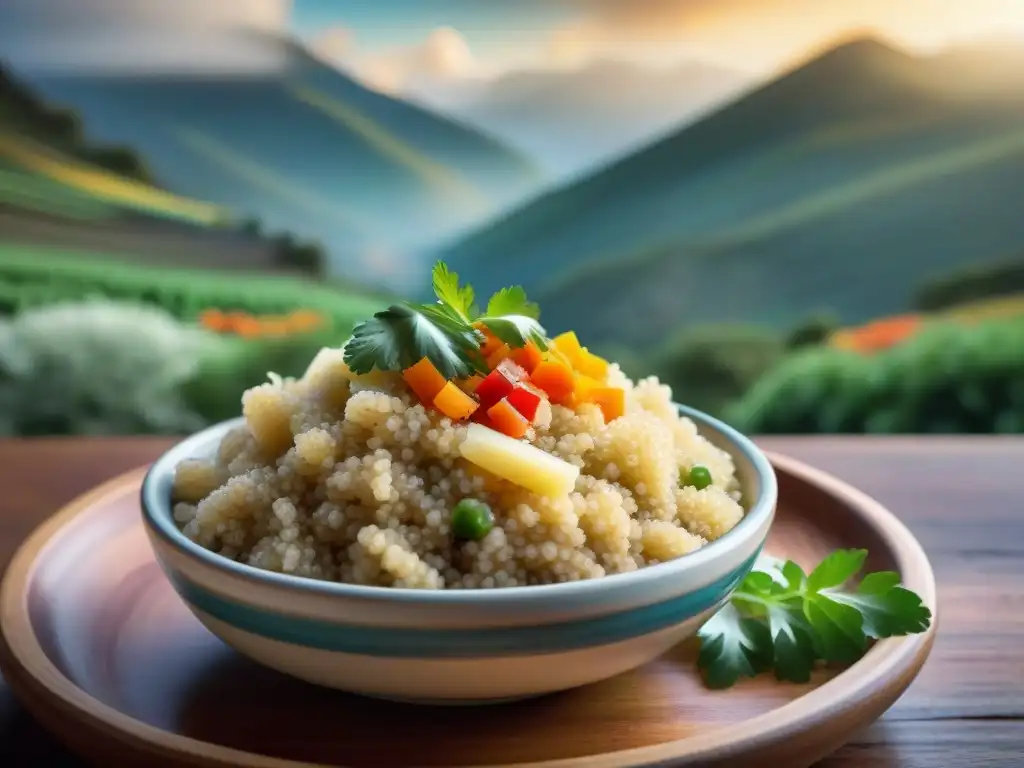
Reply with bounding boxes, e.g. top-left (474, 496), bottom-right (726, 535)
top-left (344, 261), bottom-right (548, 379)
top-left (697, 549), bottom-right (932, 689)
